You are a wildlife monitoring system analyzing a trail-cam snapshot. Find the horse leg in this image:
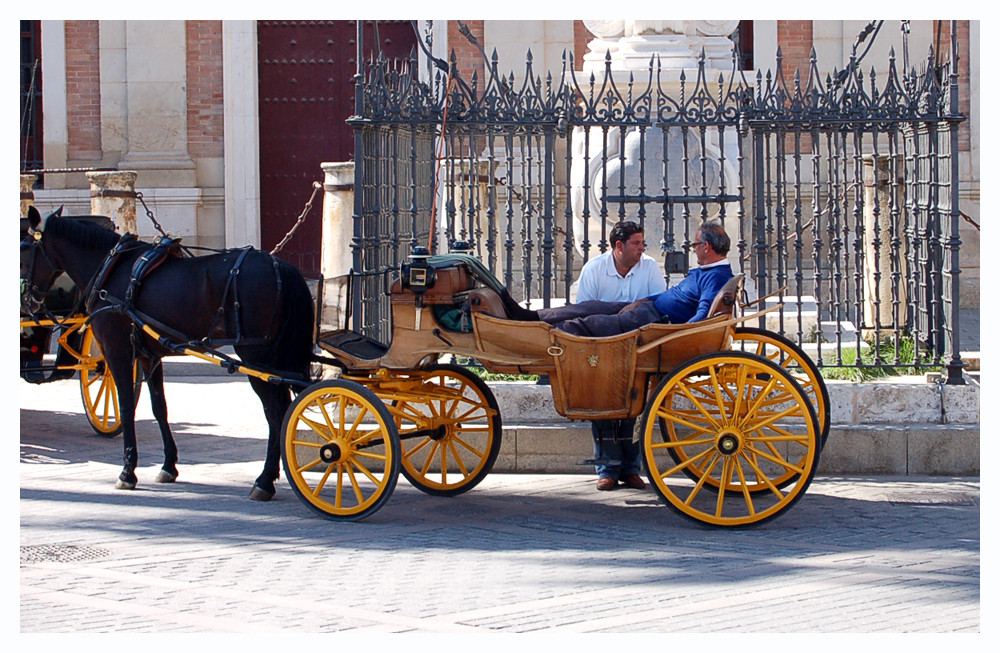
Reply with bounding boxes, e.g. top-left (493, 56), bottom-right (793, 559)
top-left (142, 359), bottom-right (178, 483)
top-left (246, 376), bottom-right (291, 501)
top-left (97, 329), bottom-right (141, 490)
